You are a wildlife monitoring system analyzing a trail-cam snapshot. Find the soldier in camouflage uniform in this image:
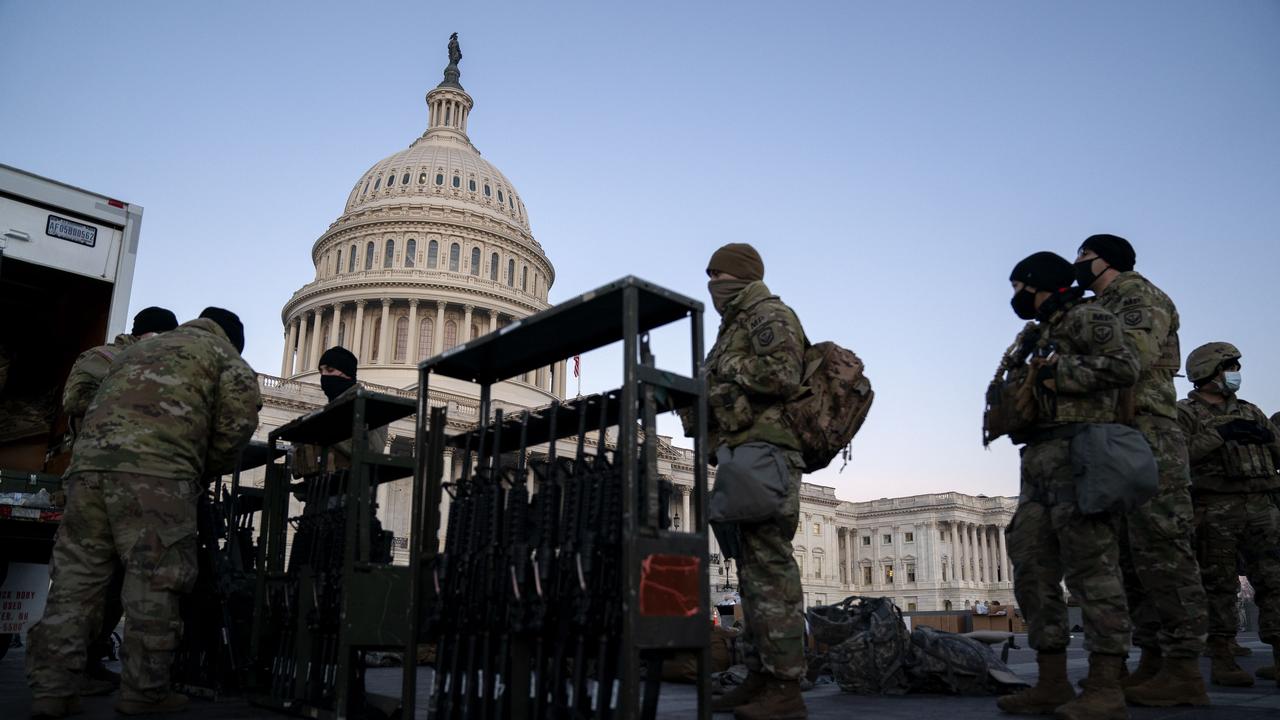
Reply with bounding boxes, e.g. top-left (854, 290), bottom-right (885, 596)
top-left (291, 346), bottom-right (389, 477)
top-left (995, 253), bottom-right (1137, 720)
top-left (25, 308), bottom-right (260, 718)
top-left (59, 307), bottom-right (178, 697)
top-left (686, 243), bottom-right (808, 720)
top-left (1176, 342), bottom-right (1280, 687)
top-left (1073, 234), bottom-right (1209, 707)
